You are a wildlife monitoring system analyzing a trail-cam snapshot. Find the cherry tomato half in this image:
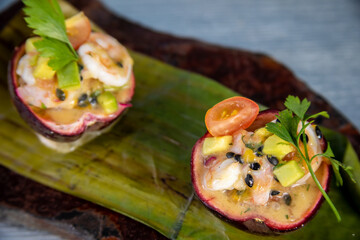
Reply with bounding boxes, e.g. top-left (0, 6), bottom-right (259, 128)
top-left (65, 12), bottom-right (91, 50)
top-left (205, 96), bottom-right (259, 136)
